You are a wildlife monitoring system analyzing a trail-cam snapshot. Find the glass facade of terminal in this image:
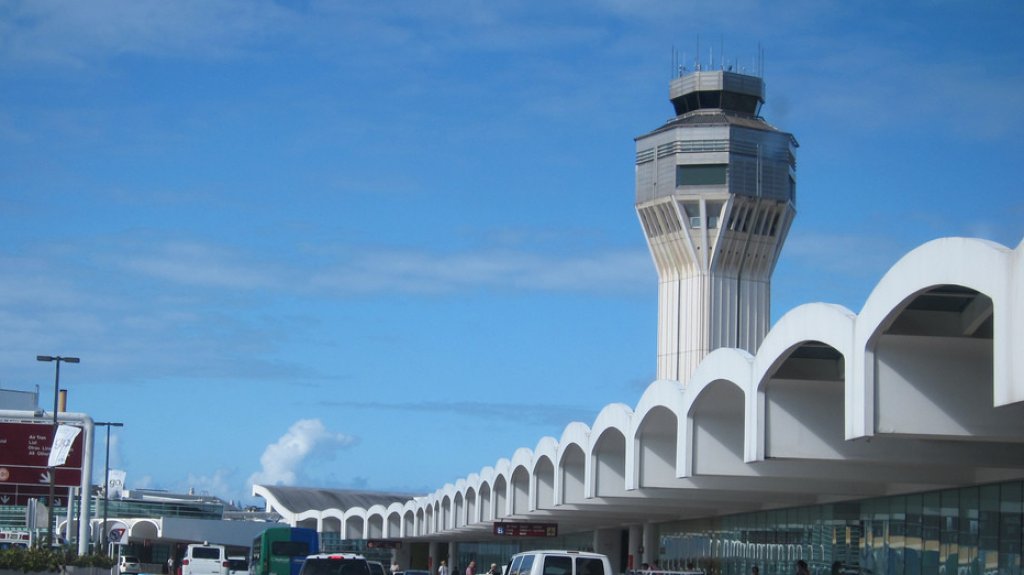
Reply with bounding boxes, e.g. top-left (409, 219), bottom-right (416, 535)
top-left (658, 481), bottom-right (1023, 575)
